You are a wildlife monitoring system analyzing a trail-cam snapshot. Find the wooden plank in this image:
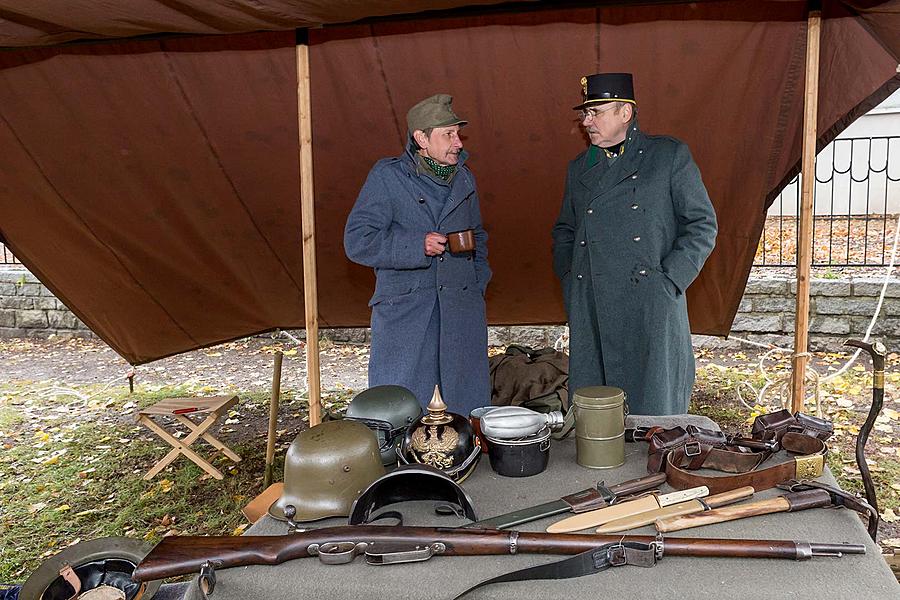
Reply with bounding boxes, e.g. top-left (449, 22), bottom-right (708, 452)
top-left (791, 8), bottom-right (821, 412)
top-left (297, 39), bottom-right (322, 426)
